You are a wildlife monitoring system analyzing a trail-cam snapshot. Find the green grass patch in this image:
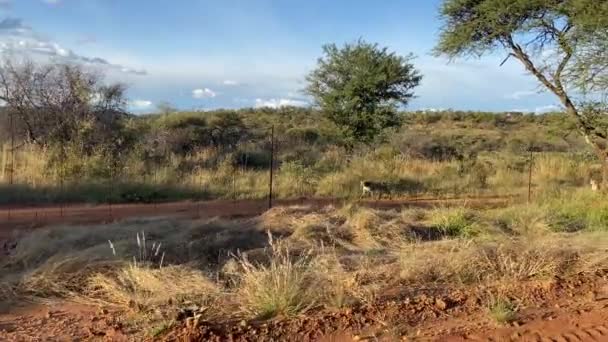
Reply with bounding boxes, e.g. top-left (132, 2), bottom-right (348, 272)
top-left (428, 207), bottom-right (479, 238)
top-left (487, 297), bottom-right (517, 324)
